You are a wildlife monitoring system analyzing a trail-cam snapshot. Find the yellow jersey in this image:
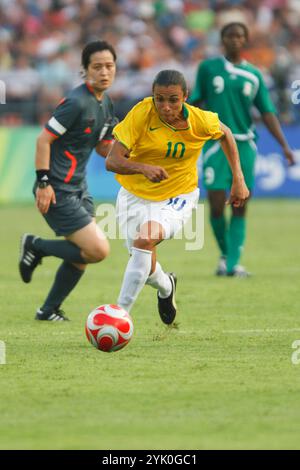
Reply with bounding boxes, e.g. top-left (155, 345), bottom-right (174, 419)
top-left (113, 97), bottom-right (224, 201)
